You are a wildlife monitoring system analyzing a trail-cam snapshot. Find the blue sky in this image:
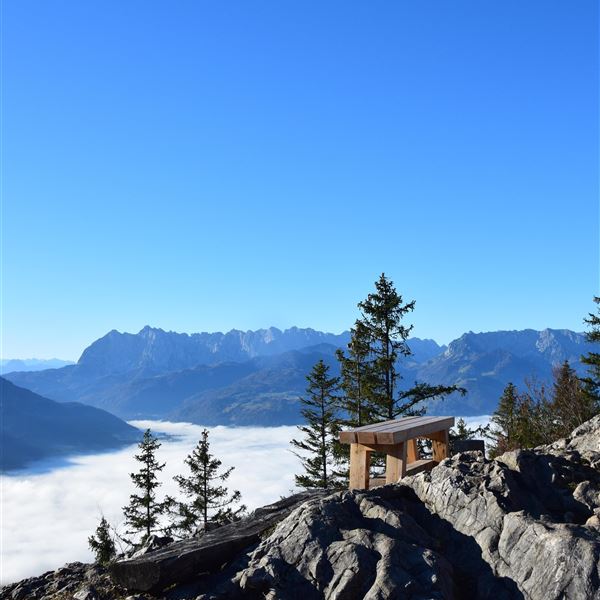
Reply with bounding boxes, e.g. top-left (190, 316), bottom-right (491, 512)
top-left (3, 1), bottom-right (598, 360)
